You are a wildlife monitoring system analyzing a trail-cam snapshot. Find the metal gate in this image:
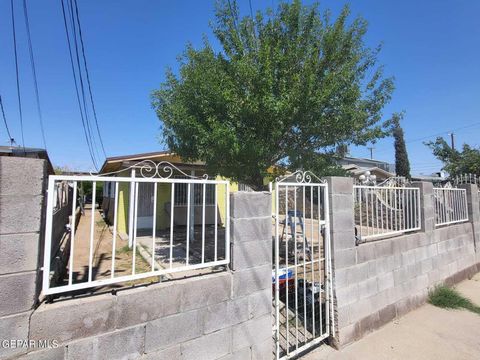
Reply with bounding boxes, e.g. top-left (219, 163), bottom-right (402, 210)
top-left (272, 171), bottom-right (333, 359)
